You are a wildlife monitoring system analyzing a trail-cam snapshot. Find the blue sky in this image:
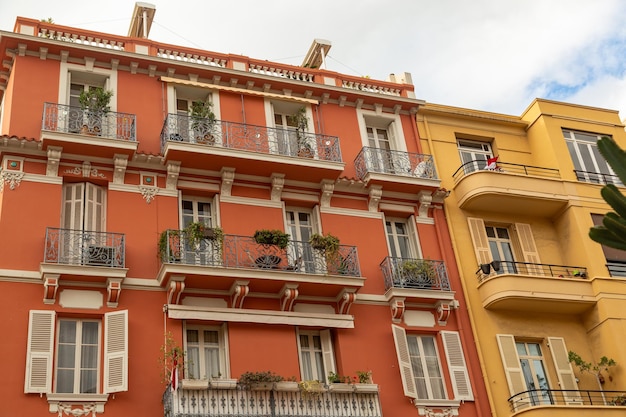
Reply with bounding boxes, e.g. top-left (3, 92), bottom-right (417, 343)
top-left (2, 0), bottom-right (626, 118)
